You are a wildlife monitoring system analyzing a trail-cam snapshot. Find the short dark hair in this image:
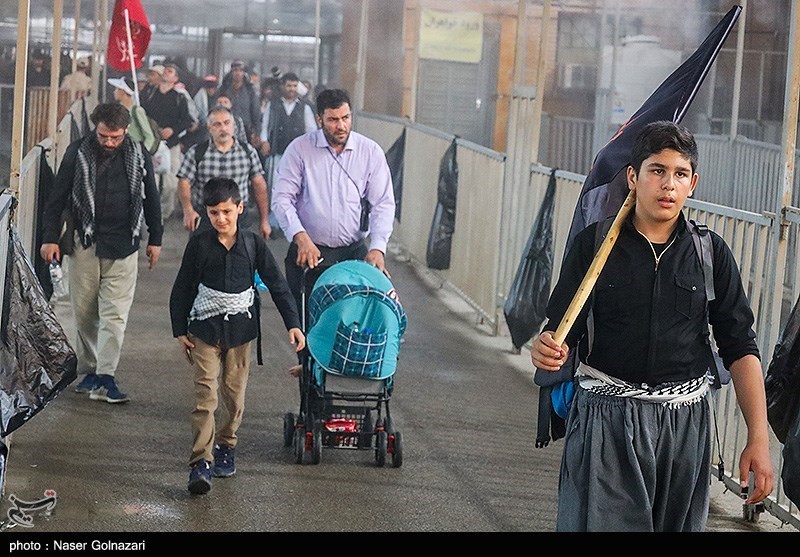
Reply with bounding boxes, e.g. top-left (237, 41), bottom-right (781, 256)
top-left (90, 102), bottom-right (130, 130)
top-left (315, 88), bottom-right (350, 117)
top-left (281, 72), bottom-right (299, 84)
top-left (630, 121), bottom-right (698, 174)
top-left (203, 177), bottom-right (241, 206)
